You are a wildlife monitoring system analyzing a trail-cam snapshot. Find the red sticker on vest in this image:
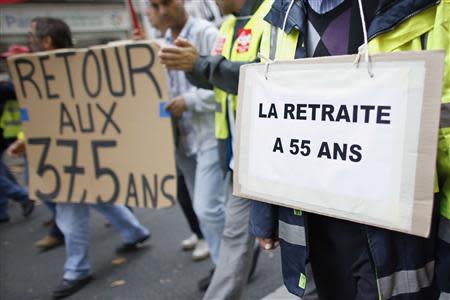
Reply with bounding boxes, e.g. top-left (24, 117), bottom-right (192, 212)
top-left (212, 36), bottom-right (226, 55)
top-left (236, 29), bottom-right (252, 53)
